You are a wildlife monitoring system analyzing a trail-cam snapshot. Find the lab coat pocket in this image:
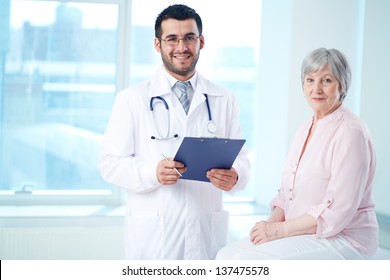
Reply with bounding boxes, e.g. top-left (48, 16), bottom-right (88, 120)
top-left (127, 211), bottom-right (164, 259)
top-left (211, 210), bottom-right (229, 254)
